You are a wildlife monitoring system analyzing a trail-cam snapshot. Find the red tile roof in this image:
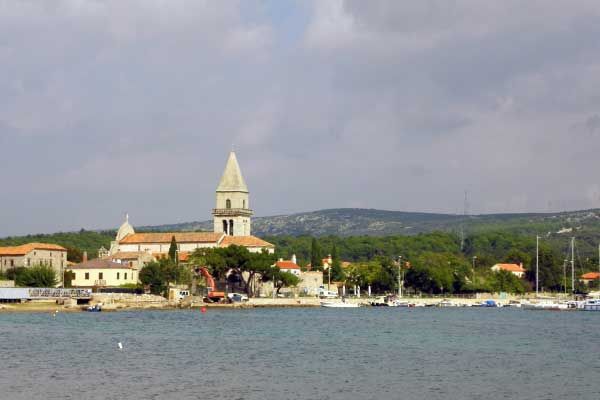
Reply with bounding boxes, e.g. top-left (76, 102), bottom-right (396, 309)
top-left (219, 235), bottom-right (274, 248)
top-left (494, 263), bottom-right (525, 273)
top-left (0, 242), bottom-right (67, 256)
top-left (119, 232), bottom-right (223, 244)
top-left (581, 272), bottom-right (600, 280)
top-left (276, 261), bottom-right (300, 270)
